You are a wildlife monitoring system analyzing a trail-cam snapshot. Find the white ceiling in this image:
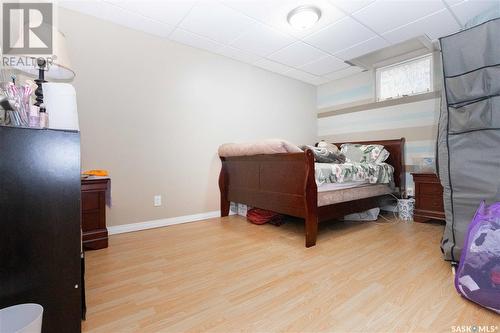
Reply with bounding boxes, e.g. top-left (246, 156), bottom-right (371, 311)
top-left (59, 0), bottom-right (499, 85)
